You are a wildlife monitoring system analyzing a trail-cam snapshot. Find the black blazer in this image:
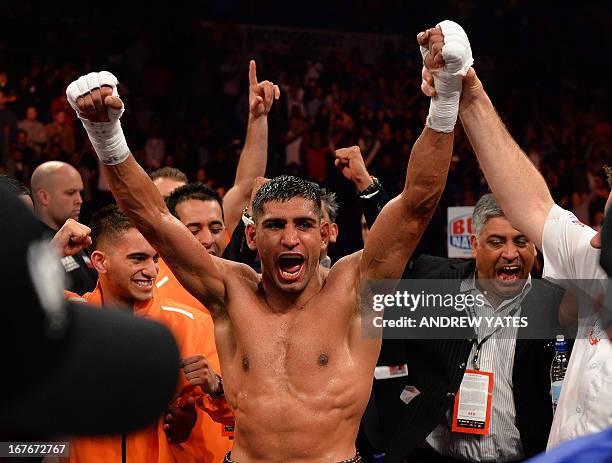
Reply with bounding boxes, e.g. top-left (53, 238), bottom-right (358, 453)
top-left (362, 254), bottom-right (566, 462)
